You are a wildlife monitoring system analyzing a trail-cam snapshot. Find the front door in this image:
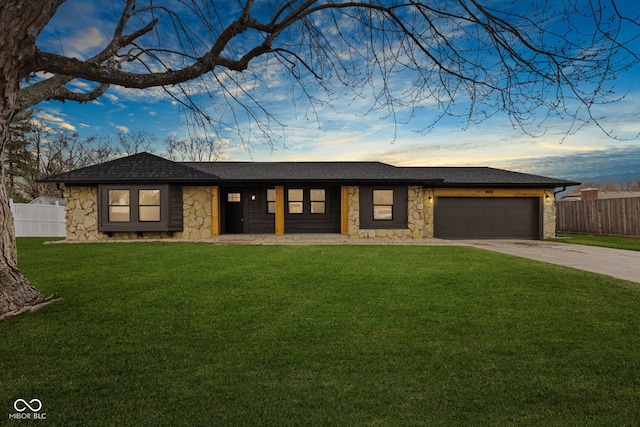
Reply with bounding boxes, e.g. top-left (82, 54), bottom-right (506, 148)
top-left (224, 191), bottom-right (244, 234)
